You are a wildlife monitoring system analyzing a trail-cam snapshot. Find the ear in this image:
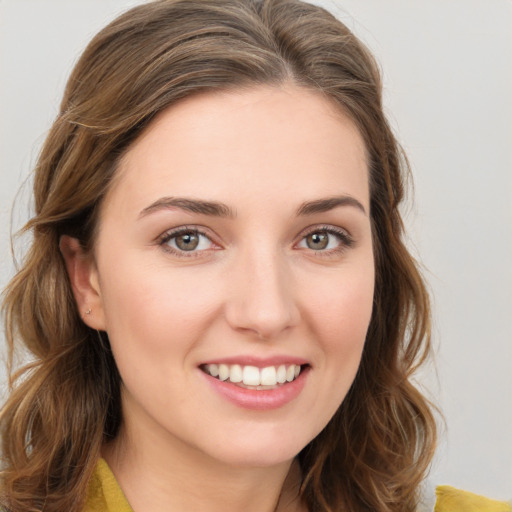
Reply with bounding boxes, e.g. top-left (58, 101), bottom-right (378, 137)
top-left (59, 235), bottom-right (106, 330)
